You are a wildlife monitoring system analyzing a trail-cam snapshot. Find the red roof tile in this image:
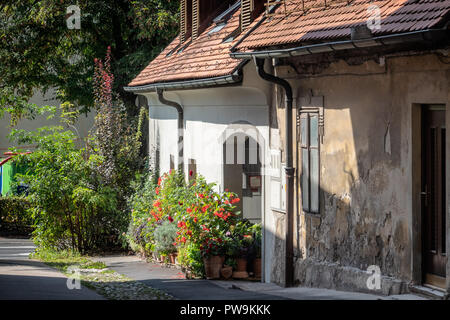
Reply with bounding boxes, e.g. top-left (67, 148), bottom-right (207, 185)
top-left (235, 0), bottom-right (450, 51)
top-left (128, 7), bottom-right (242, 87)
top-left (129, 0), bottom-right (449, 87)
